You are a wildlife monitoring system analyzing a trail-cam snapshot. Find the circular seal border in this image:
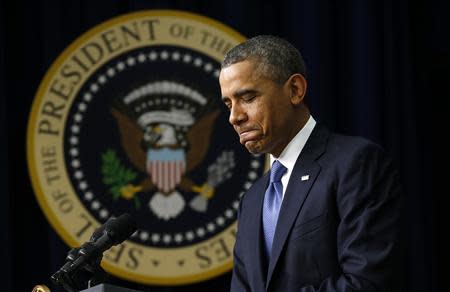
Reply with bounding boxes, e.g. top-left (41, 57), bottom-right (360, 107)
top-left (27, 9), bottom-right (247, 285)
